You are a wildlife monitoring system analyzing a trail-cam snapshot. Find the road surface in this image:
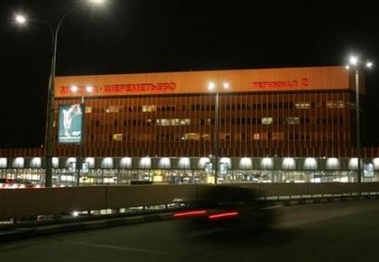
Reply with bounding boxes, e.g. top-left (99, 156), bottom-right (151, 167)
top-left (1, 199), bottom-right (378, 262)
